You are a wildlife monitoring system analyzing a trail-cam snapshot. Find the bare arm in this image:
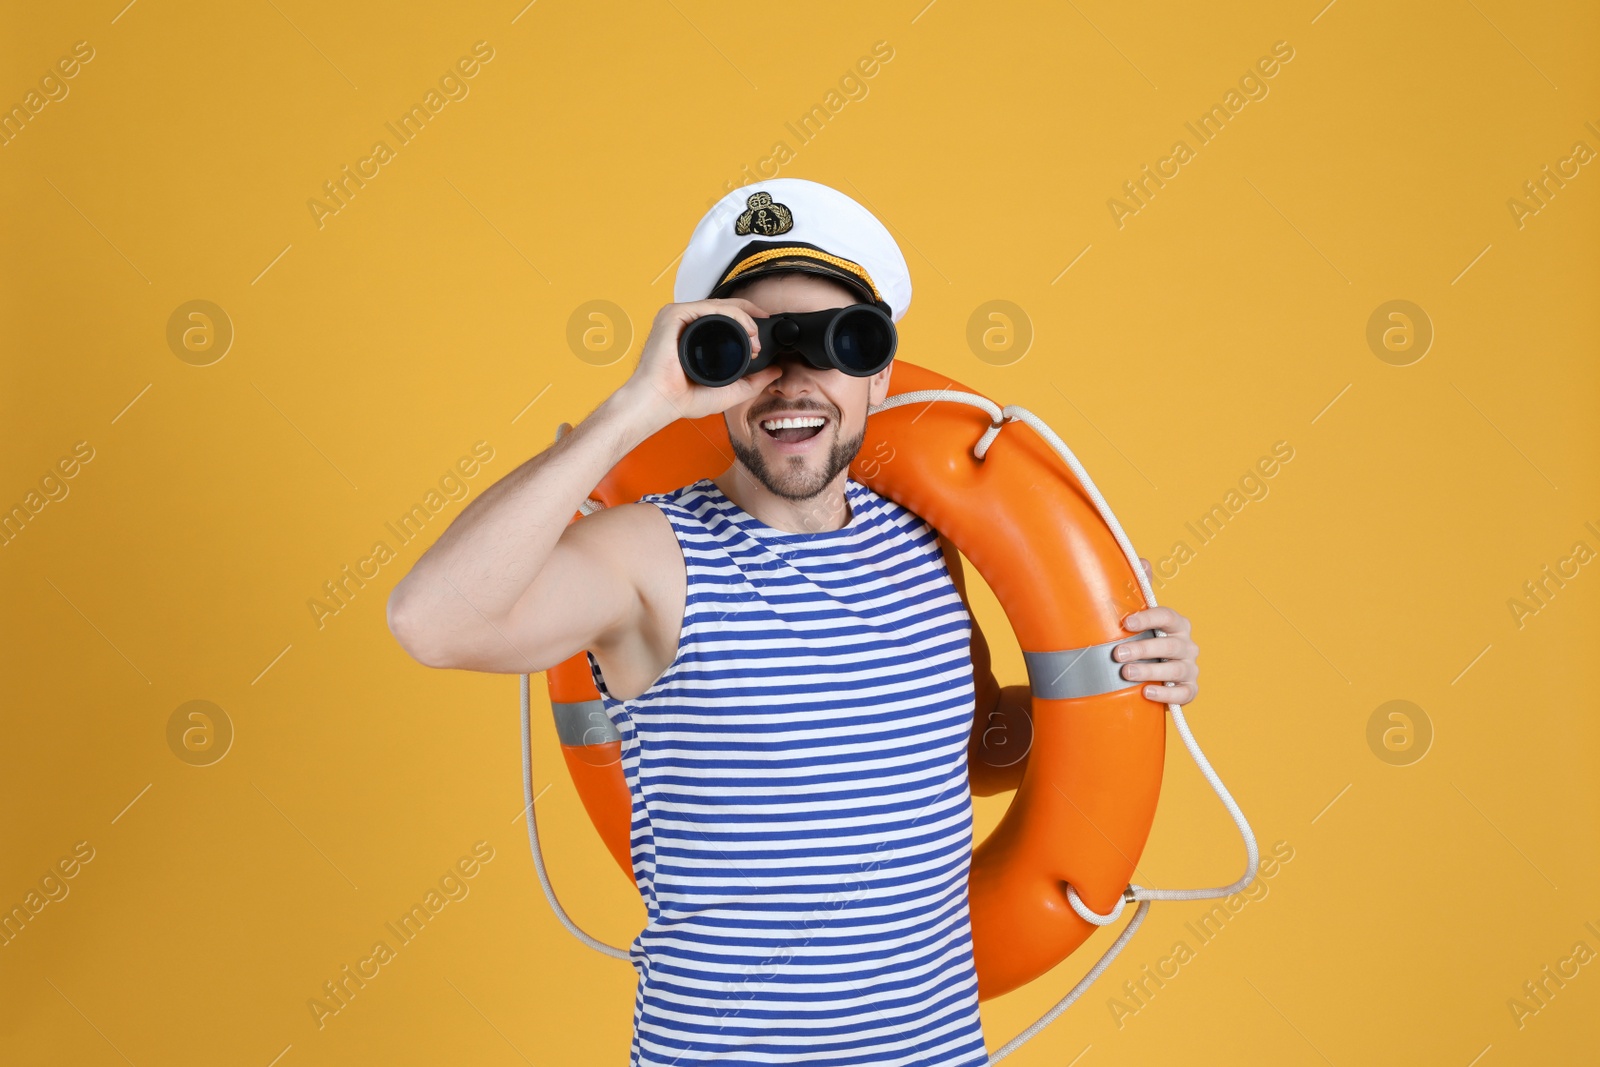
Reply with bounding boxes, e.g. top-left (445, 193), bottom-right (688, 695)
top-left (386, 298), bottom-right (782, 673)
top-left (385, 387), bottom-right (663, 672)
